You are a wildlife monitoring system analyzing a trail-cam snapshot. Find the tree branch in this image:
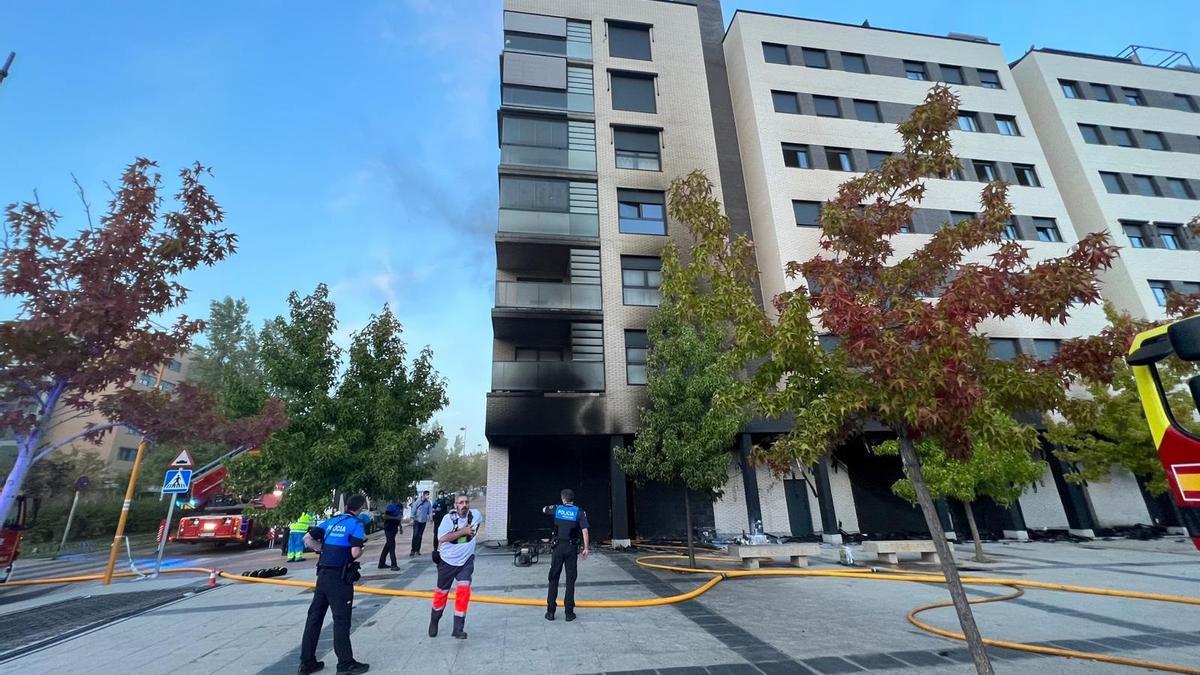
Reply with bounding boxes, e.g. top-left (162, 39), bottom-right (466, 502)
top-left (32, 421), bottom-right (125, 463)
